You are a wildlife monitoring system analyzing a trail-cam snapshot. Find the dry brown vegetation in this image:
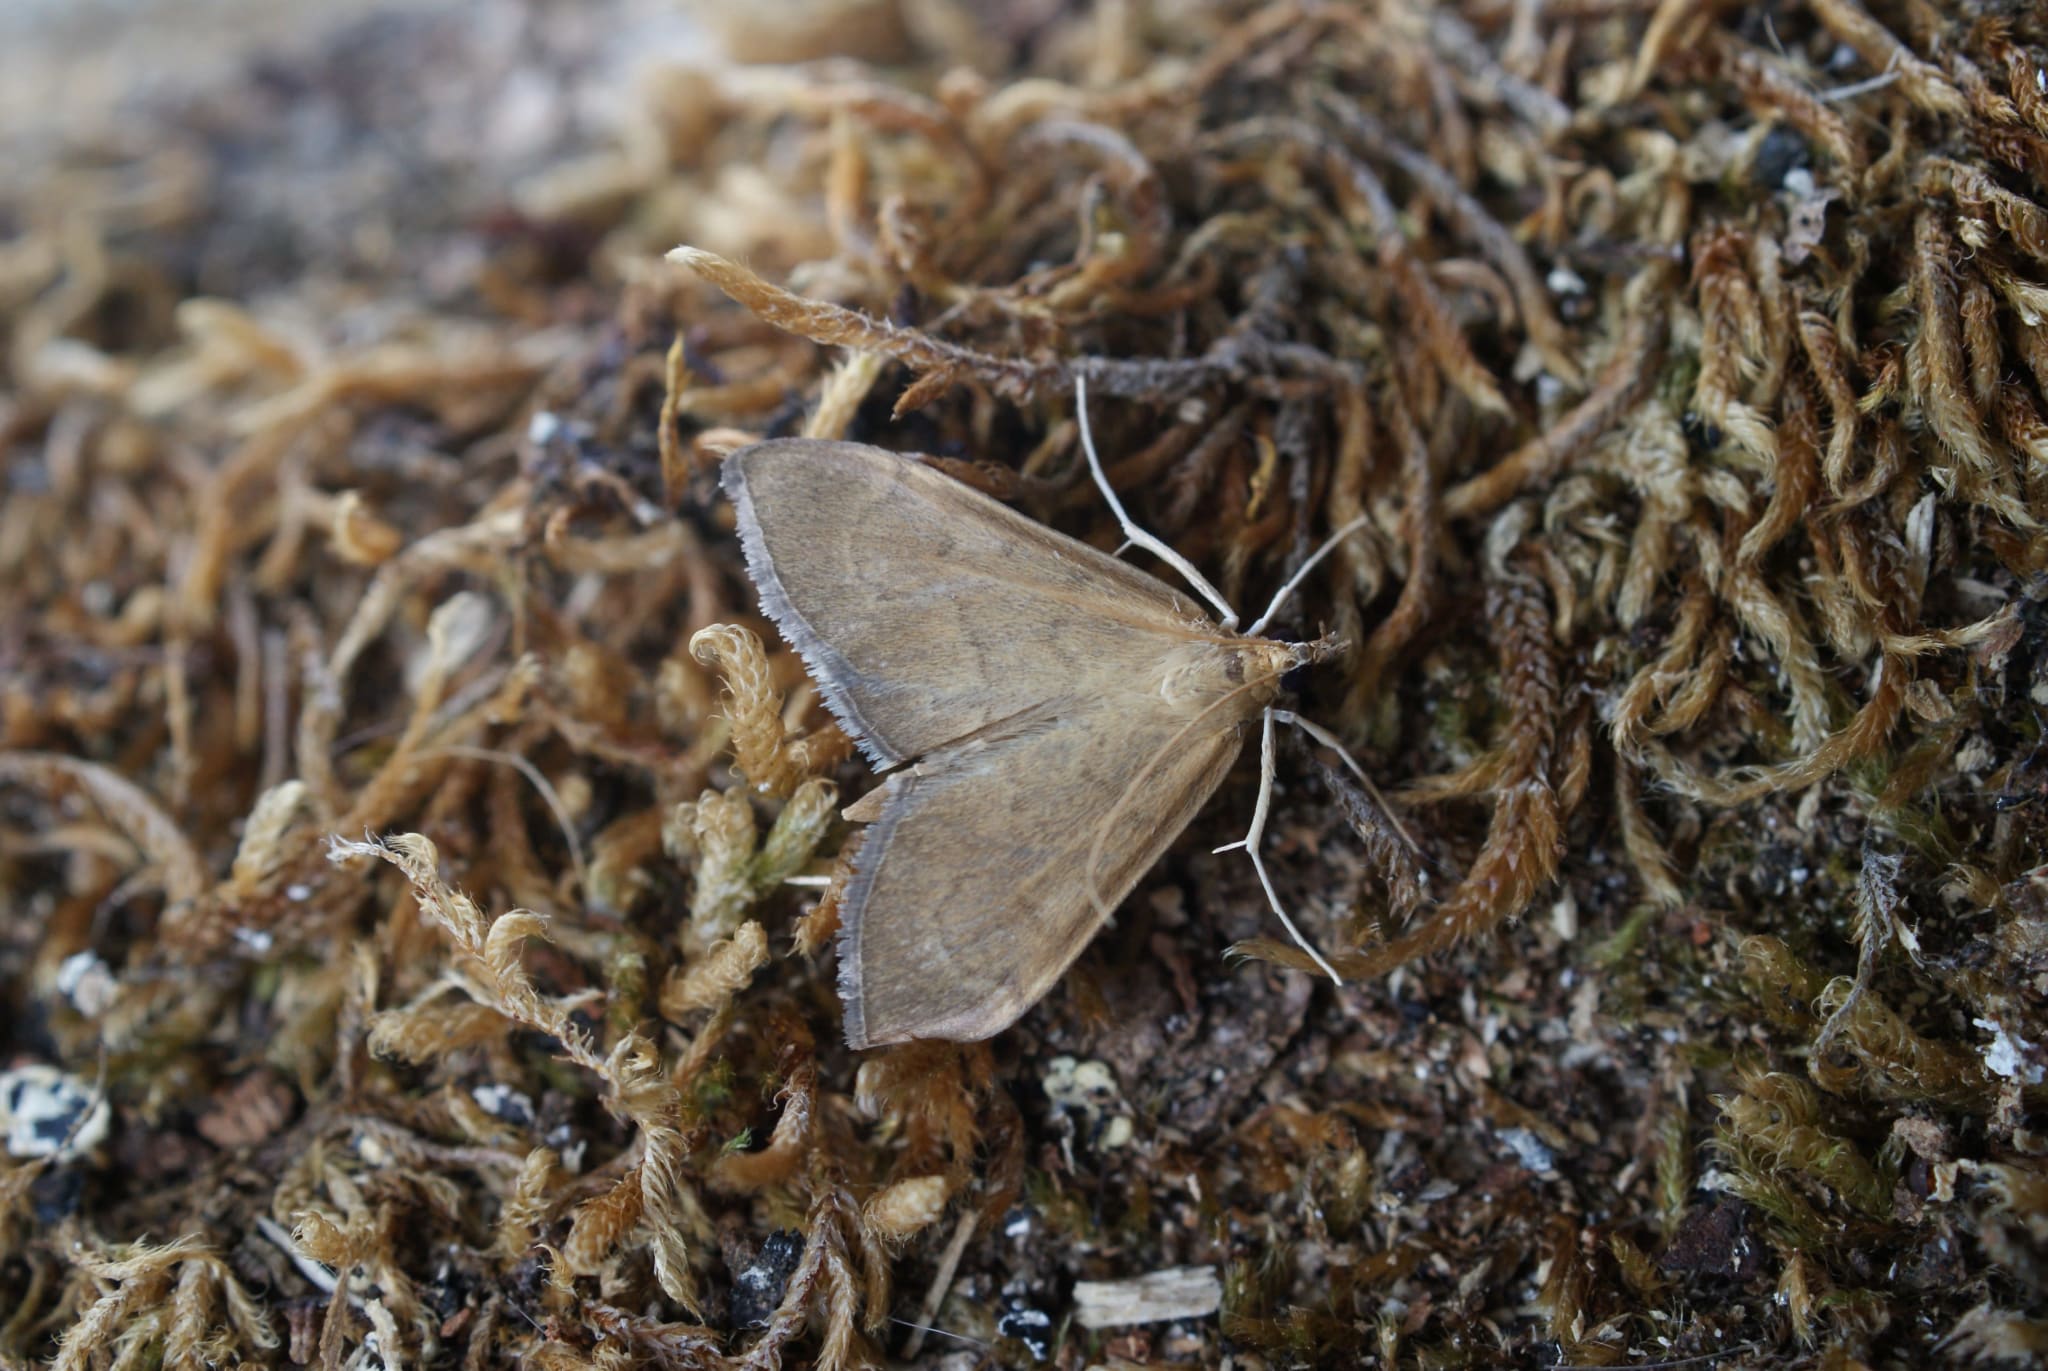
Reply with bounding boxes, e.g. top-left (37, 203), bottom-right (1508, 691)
top-left (2, 1), bottom-right (2046, 1367)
